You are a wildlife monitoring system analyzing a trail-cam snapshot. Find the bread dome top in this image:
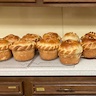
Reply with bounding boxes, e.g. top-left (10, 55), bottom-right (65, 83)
top-left (3, 34), bottom-right (20, 43)
top-left (22, 33), bottom-right (41, 42)
top-left (43, 32), bottom-right (61, 41)
top-left (62, 32), bottom-right (80, 42)
top-left (81, 32), bottom-right (96, 41)
top-left (58, 40), bottom-right (83, 55)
